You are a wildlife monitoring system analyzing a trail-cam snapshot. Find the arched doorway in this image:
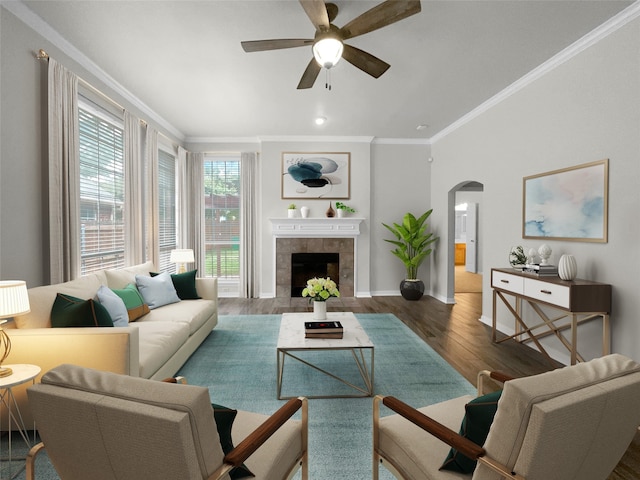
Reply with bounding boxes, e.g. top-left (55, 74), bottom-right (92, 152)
top-left (446, 181), bottom-right (484, 302)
